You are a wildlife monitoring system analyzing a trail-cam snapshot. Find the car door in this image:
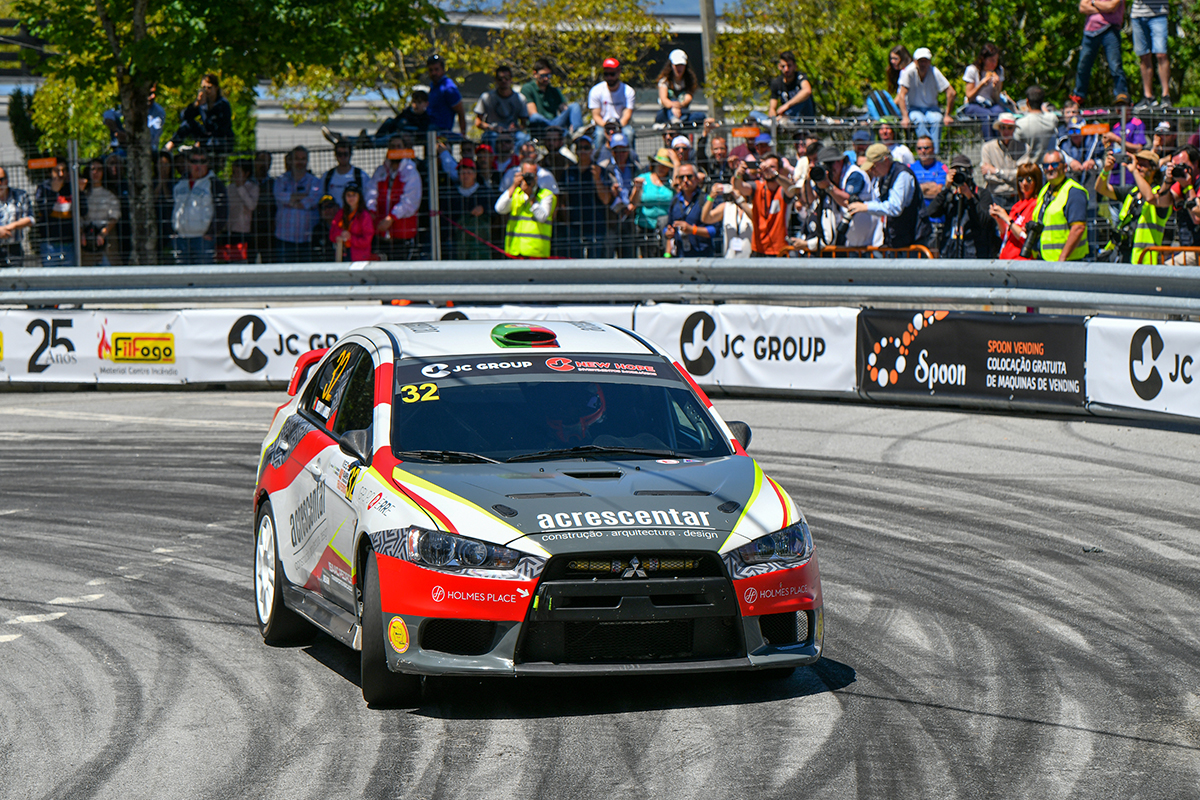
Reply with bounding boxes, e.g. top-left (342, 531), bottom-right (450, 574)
top-left (290, 340), bottom-right (370, 603)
